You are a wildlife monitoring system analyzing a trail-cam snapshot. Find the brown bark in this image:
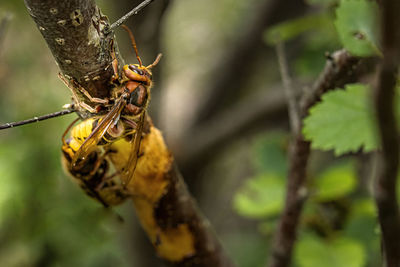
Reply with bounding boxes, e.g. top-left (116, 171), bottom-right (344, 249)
top-left (24, 0), bottom-right (117, 99)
